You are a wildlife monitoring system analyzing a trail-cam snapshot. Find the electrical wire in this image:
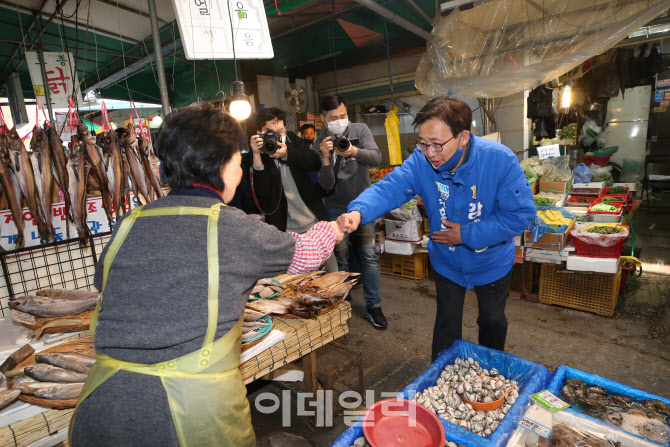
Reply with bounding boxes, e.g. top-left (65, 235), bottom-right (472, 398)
top-left (226, 0), bottom-right (239, 80)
